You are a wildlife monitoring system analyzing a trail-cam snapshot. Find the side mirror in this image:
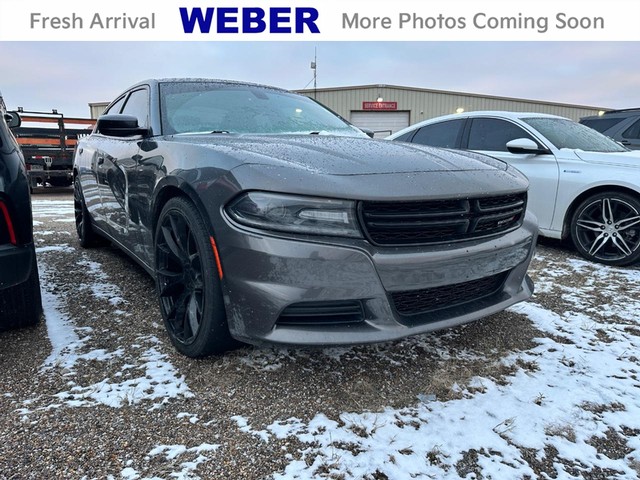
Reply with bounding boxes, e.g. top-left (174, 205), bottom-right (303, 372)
top-left (4, 111), bottom-right (21, 128)
top-left (97, 114), bottom-right (149, 137)
top-left (506, 138), bottom-right (550, 155)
